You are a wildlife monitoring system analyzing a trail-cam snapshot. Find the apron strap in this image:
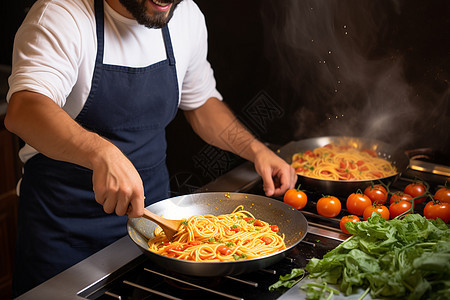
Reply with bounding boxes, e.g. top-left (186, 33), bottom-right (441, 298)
top-left (162, 26), bottom-right (176, 66)
top-left (95, 0), bottom-right (175, 67)
top-left (90, 0), bottom-right (106, 98)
